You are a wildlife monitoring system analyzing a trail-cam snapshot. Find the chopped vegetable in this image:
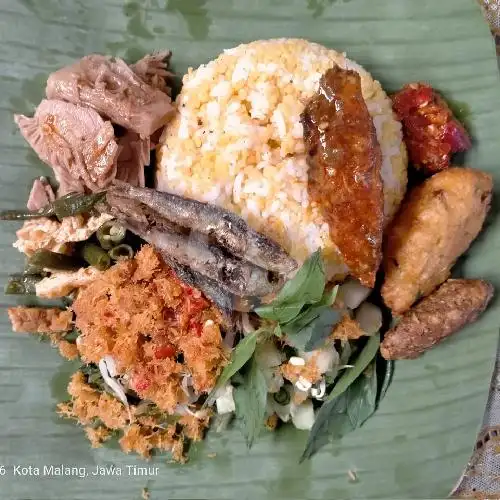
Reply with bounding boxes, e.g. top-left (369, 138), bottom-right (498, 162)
top-left (27, 249), bottom-right (84, 272)
top-left (108, 244), bottom-right (134, 261)
top-left (96, 221), bottom-right (126, 249)
top-left (81, 243), bottom-right (111, 271)
top-left (5, 273), bottom-right (42, 295)
top-left (0, 192), bottom-right (106, 221)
